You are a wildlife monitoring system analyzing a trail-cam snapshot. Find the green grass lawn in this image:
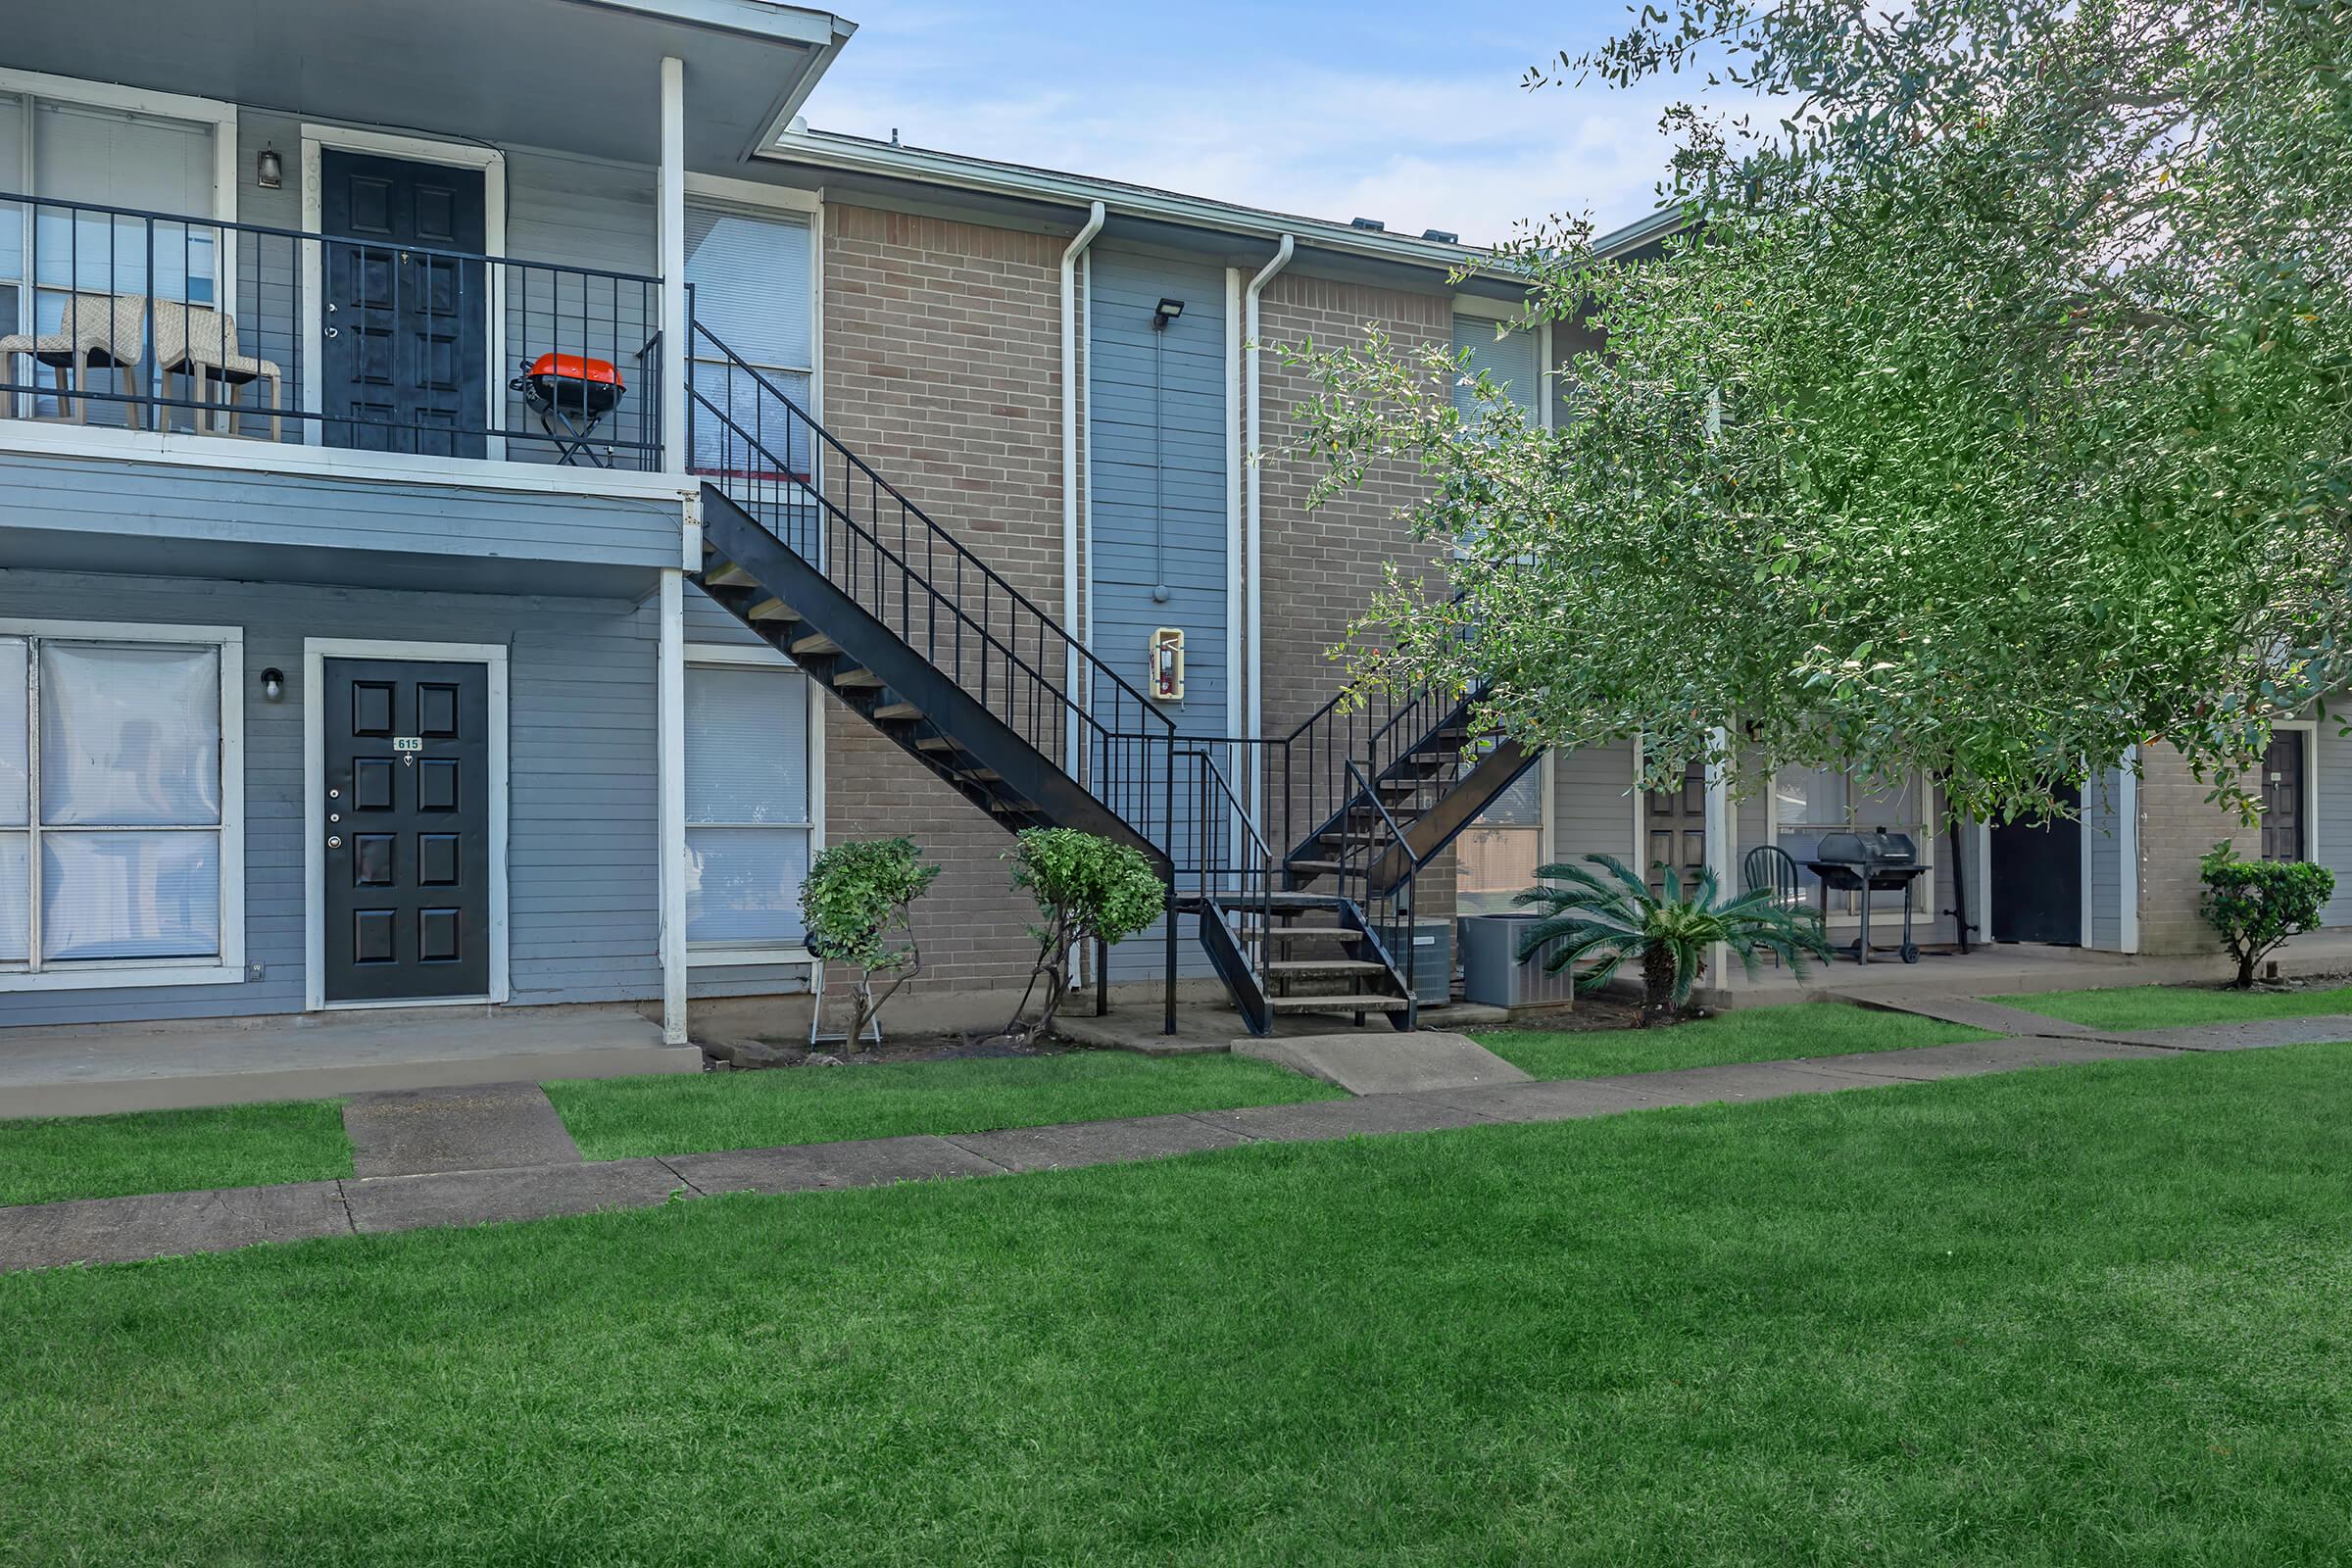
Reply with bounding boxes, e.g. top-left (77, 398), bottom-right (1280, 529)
top-left (0, 1100), bottom-right (353, 1208)
top-left (1997, 982), bottom-right (2352, 1032)
top-left (1476, 999), bottom-right (1998, 1080)
top-left (546, 1049), bottom-right (1348, 1160)
top-left (6, 1047), bottom-right (2347, 1565)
